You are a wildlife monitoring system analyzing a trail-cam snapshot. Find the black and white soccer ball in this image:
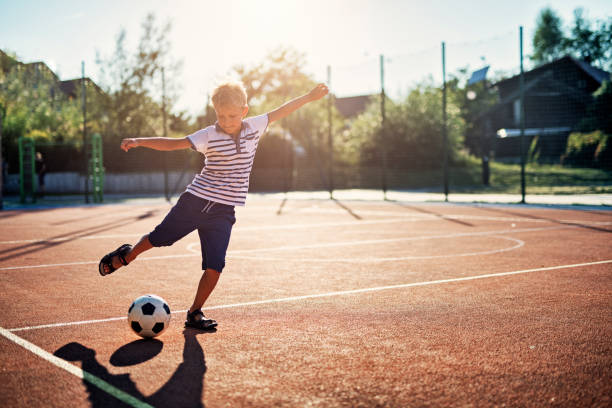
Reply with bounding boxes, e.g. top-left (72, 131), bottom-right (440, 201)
top-left (128, 294), bottom-right (171, 338)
